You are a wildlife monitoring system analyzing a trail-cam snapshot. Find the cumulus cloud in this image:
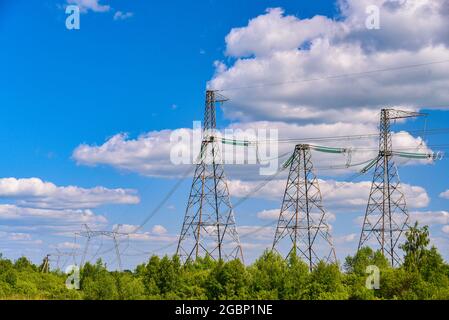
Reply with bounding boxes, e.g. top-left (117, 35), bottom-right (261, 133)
top-left (339, 0), bottom-right (449, 51)
top-left (70, 1), bottom-right (441, 181)
top-left (256, 208), bottom-right (336, 225)
top-left (225, 8), bottom-right (339, 57)
top-left (152, 225), bottom-right (168, 235)
top-left (113, 224), bottom-right (174, 242)
top-left (0, 204), bottom-right (107, 225)
top-left (113, 11), bottom-right (133, 21)
top-left (73, 130), bottom-right (195, 177)
top-left (0, 232), bottom-right (31, 241)
top-left (410, 210), bottom-right (449, 226)
top-left (66, 0), bottom-right (110, 13)
top-left (440, 189), bottom-right (449, 199)
top-left (257, 209), bottom-right (279, 220)
top-left (238, 225), bottom-right (275, 240)
top-left (209, 1), bottom-right (449, 123)
top-left (72, 119), bottom-right (431, 179)
top-left (0, 177), bottom-right (139, 209)
top-left (0, 231), bottom-right (43, 246)
top-left (334, 233), bottom-right (358, 244)
top-left (55, 242), bottom-right (82, 250)
top-left (229, 178), bottom-right (429, 210)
